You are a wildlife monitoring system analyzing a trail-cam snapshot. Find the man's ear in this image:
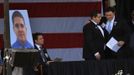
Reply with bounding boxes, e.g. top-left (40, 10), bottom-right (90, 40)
top-left (92, 16), bottom-right (96, 21)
